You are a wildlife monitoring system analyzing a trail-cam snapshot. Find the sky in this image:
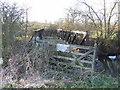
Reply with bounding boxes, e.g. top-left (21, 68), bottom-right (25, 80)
top-left (1, 0), bottom-right (117, 23)
top-left (3, 0), bottom-right (76, 23)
